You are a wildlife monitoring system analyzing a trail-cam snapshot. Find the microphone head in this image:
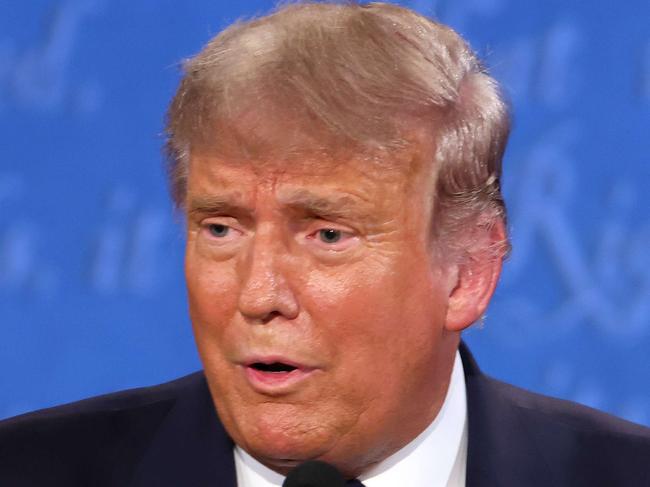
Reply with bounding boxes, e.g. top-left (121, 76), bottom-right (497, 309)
top-left (282, 460), bottom-right (346, 487)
